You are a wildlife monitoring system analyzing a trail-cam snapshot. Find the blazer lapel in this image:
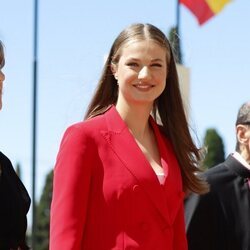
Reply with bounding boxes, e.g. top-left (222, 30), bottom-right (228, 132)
top-left (149, 117), bottom-right (169, 180)
top-left (100, 106), bottom-right (170, 225)
top-left (150, 117), bottom-right (184, 225)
